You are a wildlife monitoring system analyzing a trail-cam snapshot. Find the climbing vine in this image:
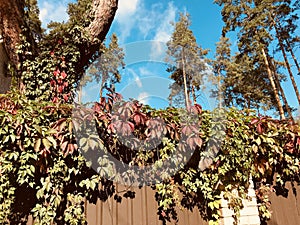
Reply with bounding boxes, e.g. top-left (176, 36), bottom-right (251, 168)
top-left (0, 1), bottom-right (299, 224)
top-left (0, 90), bottom-right (299, 225)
